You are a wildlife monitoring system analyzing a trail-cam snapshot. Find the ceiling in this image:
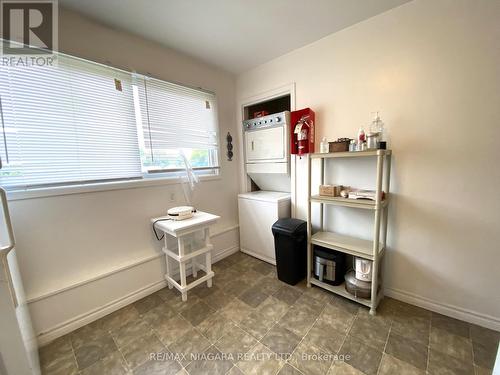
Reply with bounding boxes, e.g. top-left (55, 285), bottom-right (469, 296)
top-left (59, 0), bottom-right (412, 74)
